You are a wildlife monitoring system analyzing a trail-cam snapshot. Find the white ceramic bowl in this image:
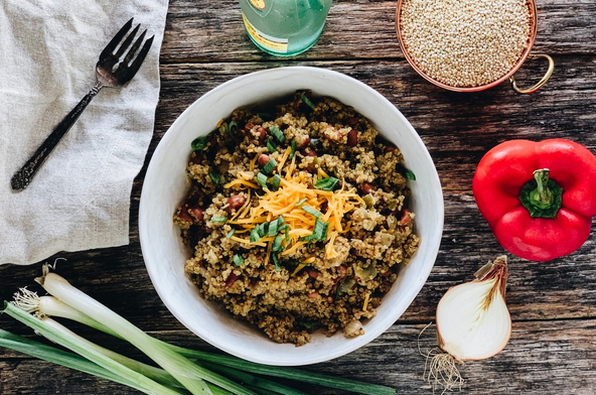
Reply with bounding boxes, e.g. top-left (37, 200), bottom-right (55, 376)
top-left (139, 66), bottom-right (443, 366)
